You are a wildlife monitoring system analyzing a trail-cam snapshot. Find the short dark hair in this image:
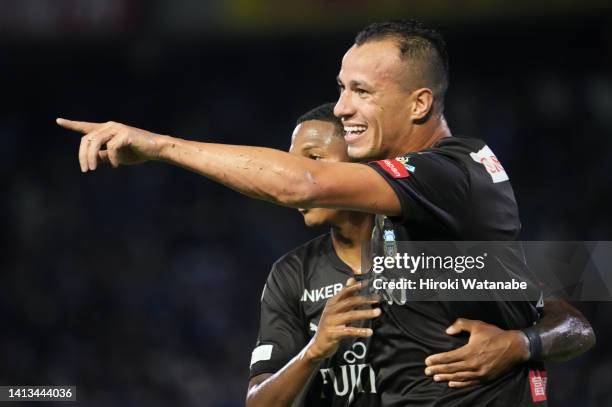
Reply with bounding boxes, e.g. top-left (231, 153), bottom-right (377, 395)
top-left (355, 19), bottom-right (449, 114)
top-left (296, 102), bottom-right (343, 137)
